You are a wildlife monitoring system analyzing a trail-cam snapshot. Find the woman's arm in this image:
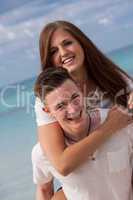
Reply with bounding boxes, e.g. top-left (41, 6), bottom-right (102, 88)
top-left (36, 181), bottom-right (54, 200)
top-left (128, 92), bottom-right (133, 110)
top-left (38, 107), bottom-right (133, 176)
